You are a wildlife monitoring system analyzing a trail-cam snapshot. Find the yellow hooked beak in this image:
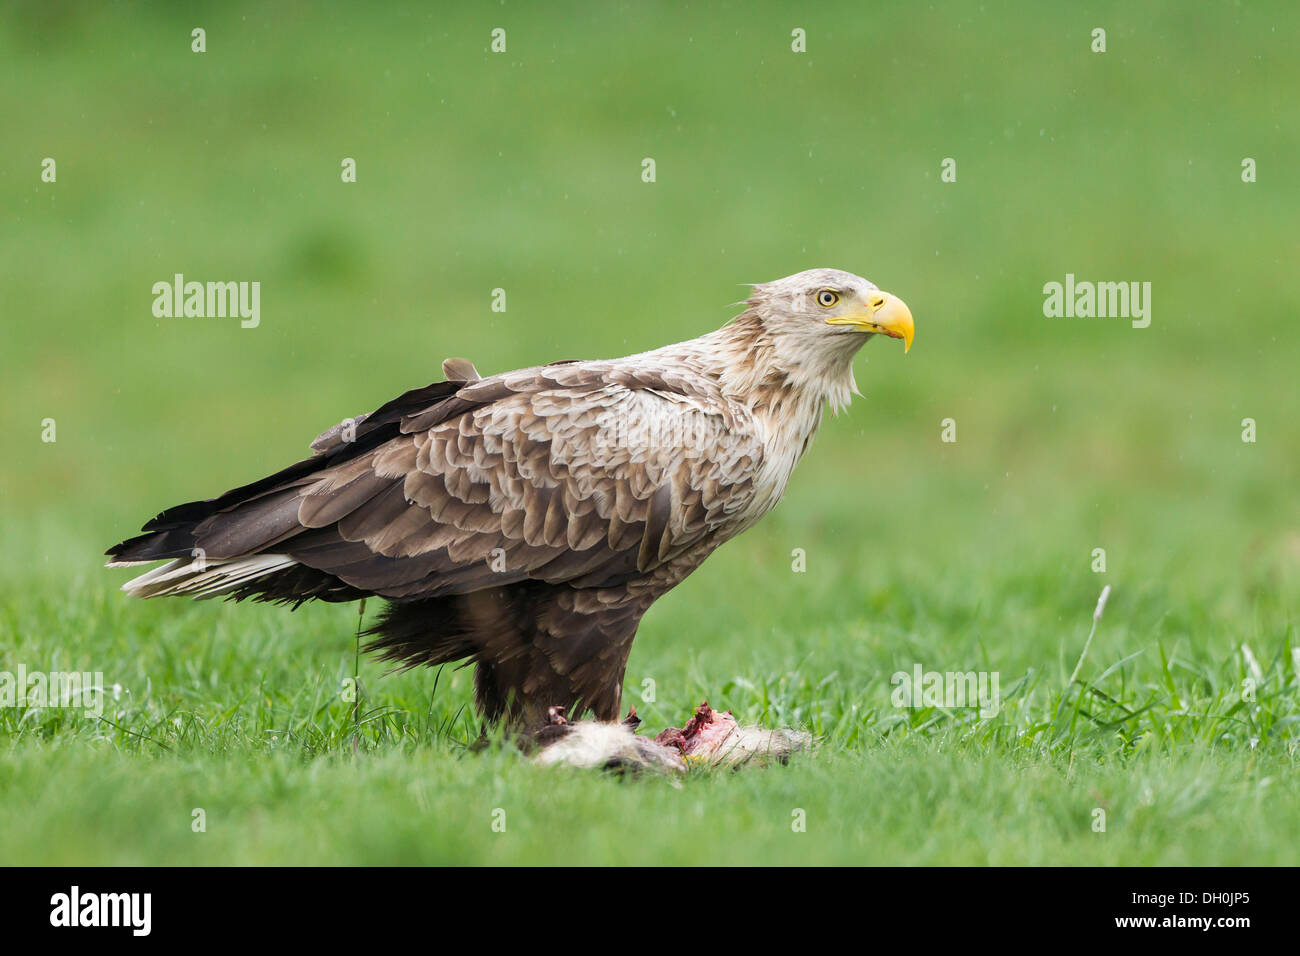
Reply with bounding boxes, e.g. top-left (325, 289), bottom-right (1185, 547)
top-left (827, 290), bottom-right (914, 353)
